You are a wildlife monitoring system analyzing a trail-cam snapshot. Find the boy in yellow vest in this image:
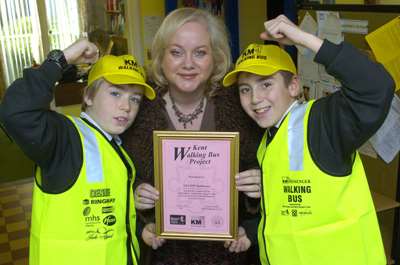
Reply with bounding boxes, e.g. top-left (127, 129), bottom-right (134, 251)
top-left (0, 39), bottom-right (155, 265)
top-left (224, 15), bottom-right (395, 265)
